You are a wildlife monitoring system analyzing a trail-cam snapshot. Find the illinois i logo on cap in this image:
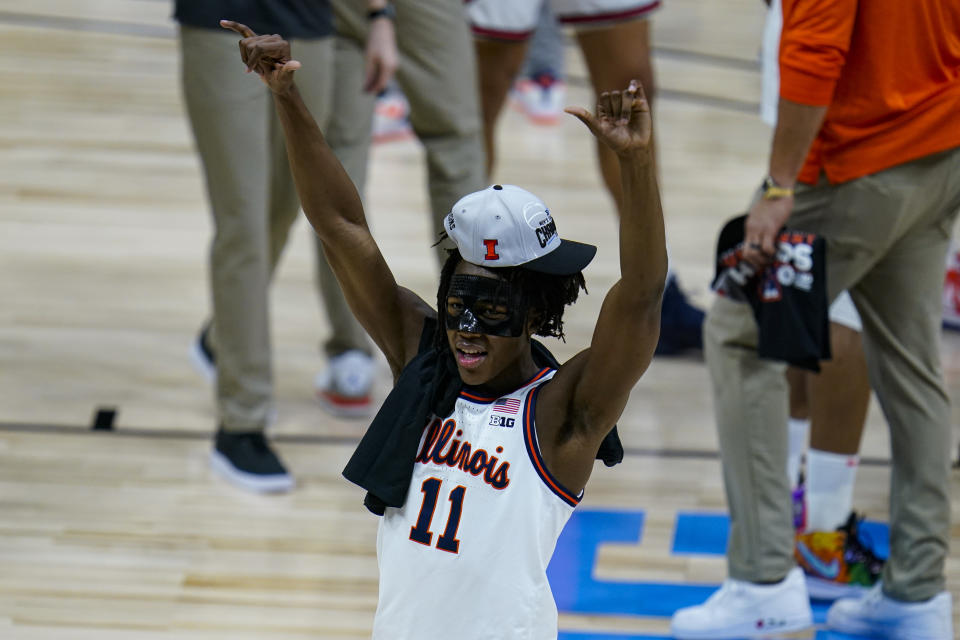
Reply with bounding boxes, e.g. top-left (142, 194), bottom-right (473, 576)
top-left (444, 183), bottom-right (597, 275)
